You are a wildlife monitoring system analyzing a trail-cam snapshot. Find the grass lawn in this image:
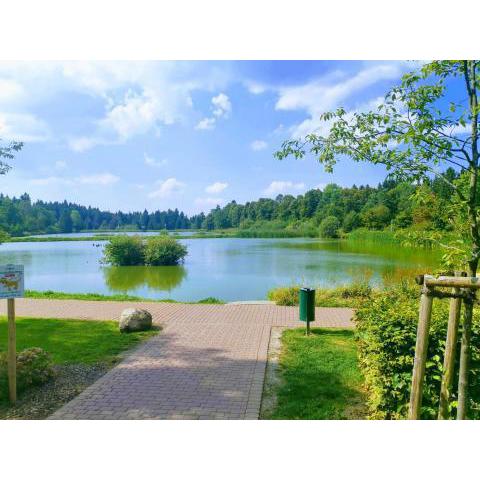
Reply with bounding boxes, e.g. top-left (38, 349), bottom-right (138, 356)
top-left (0, 316), bottom-right (157, 365)
top-left (263, 328), bottom-right (366, 420)
top-left (24, 290), bottom-right (224, 304)
top-left (0, 317), bottom-right (158, 417)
